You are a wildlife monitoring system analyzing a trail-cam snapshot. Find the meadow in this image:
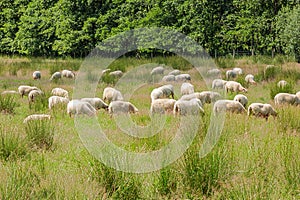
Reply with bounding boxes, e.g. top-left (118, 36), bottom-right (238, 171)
top-left (0, 55), bottom-right (299, 199)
